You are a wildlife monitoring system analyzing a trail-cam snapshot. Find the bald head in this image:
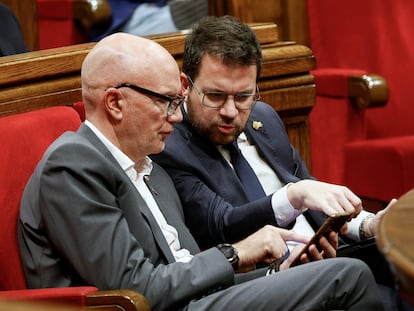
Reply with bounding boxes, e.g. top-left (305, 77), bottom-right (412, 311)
top-left (79, 33), bottom-right (183, 164)
top-left (81, 33), bottom-right (180, 111)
